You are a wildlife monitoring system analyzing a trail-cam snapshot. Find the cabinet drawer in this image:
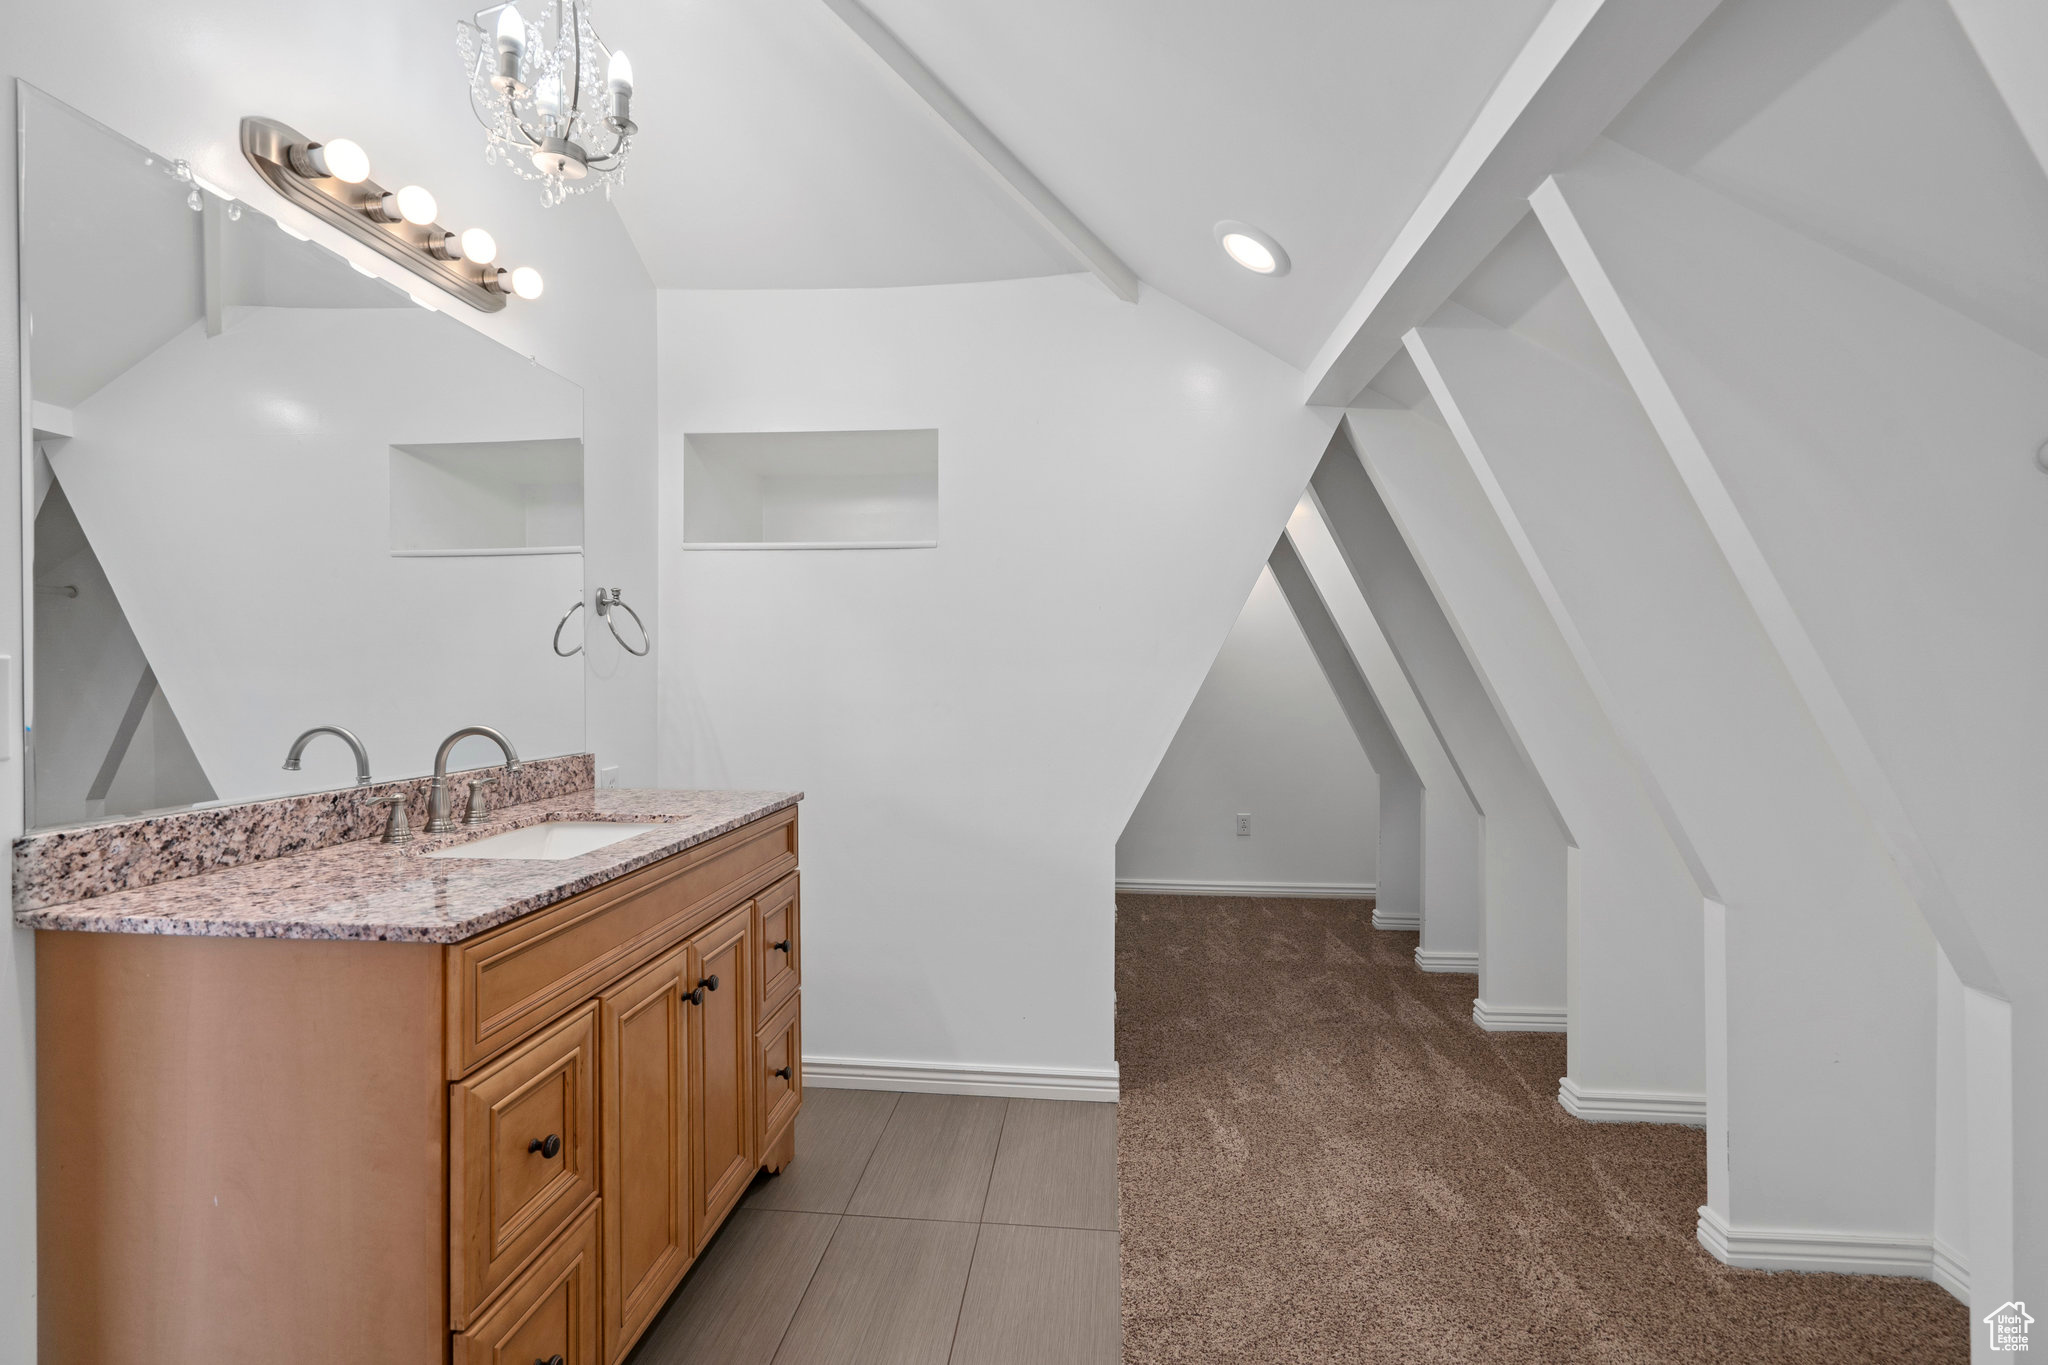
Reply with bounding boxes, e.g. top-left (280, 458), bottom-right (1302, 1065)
top-left (451, 1004), bottom-right (600, 1326)
top-left (757, 992), bottom-right (802, 1152)
top-left (453, 1201), bottom-right (601, 1365)
top-left (755, 873), bottom-right (800, 1017)
top-left (448, 807), bottom-right (798, 1076)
